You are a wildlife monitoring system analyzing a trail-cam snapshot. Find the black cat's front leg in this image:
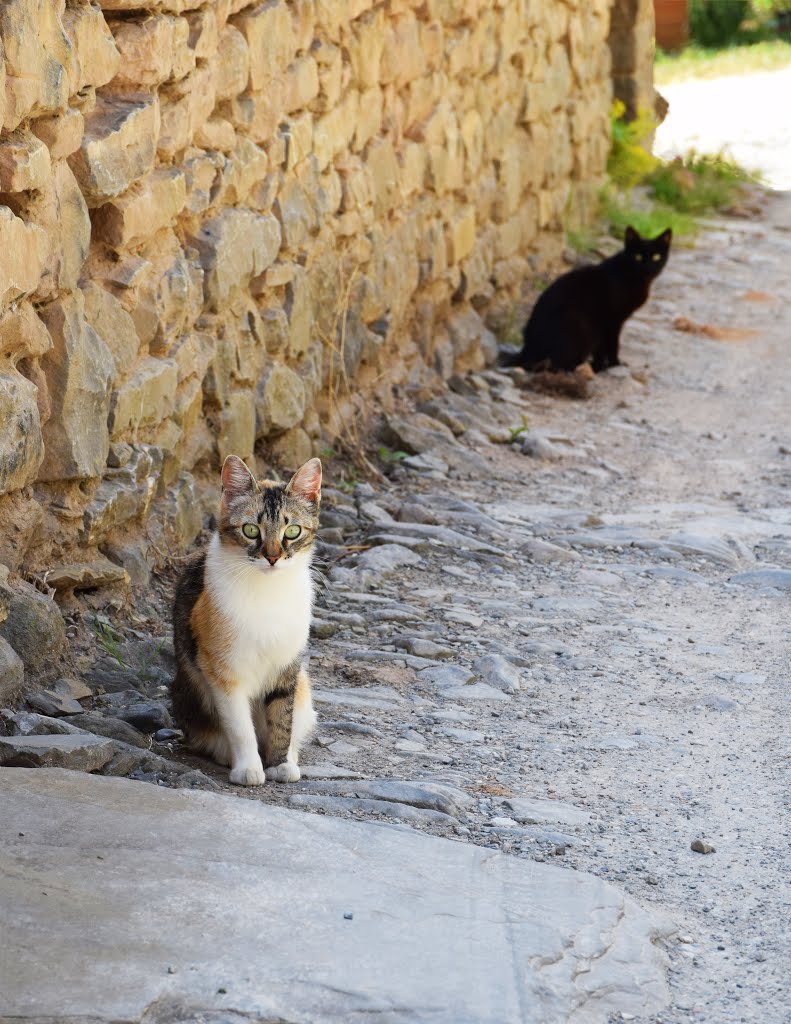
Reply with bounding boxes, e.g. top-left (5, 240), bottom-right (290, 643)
top-left (594, 334), bottom-right (623, 372)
